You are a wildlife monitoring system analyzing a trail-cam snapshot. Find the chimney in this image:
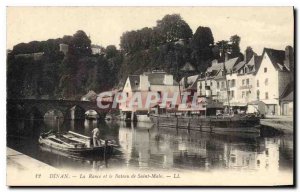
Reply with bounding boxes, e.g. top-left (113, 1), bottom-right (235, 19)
top-left (244, 50), bottom-right (247, 62)
top-left (284, 46), bottom-right (294, 73)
